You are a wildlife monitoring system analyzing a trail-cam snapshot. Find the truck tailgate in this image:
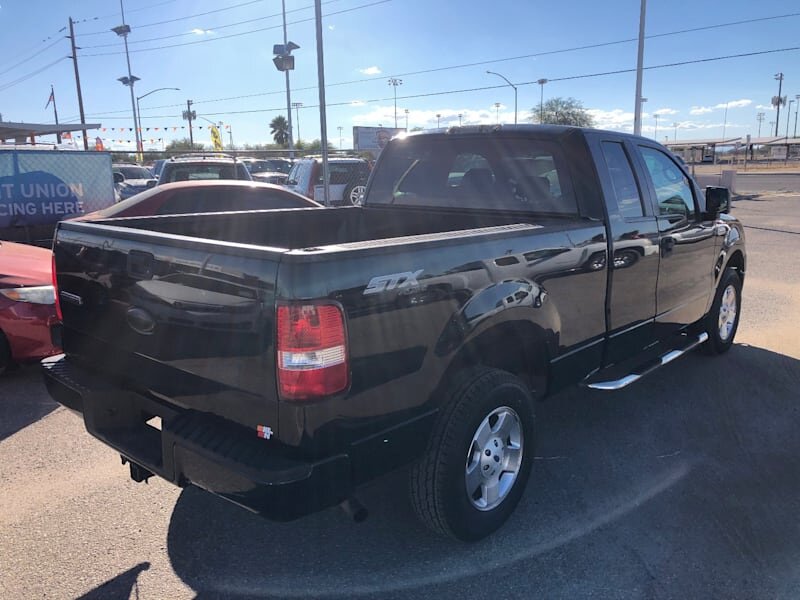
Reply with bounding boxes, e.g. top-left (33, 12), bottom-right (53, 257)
top-left (53, 221), bottom-right (283, 432)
